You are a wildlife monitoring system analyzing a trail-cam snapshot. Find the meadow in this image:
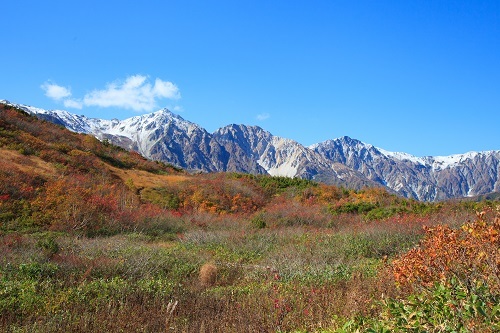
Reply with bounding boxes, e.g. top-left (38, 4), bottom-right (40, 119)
top-left (1, 104), bottom-right (500, 332)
